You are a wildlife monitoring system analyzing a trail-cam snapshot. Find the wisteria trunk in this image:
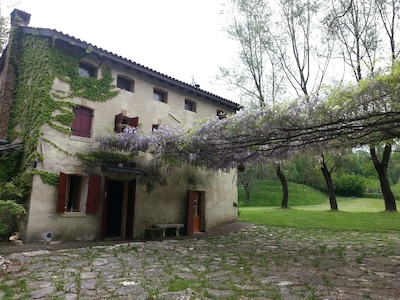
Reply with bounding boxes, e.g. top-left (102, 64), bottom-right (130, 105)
top-left (320, 164), bottom-right (338, 211)
top-left (370, 145), bottom-right (397, 212)
top-left (275, 164), bottom-right (289, 209)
